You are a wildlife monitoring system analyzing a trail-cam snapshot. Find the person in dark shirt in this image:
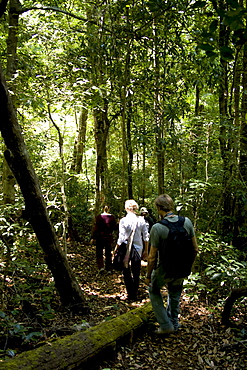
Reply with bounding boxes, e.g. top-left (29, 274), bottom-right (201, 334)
top-left (91, 205), bottom-right (117, 273)
top-left (140, 207), bottom-right (154, 232)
